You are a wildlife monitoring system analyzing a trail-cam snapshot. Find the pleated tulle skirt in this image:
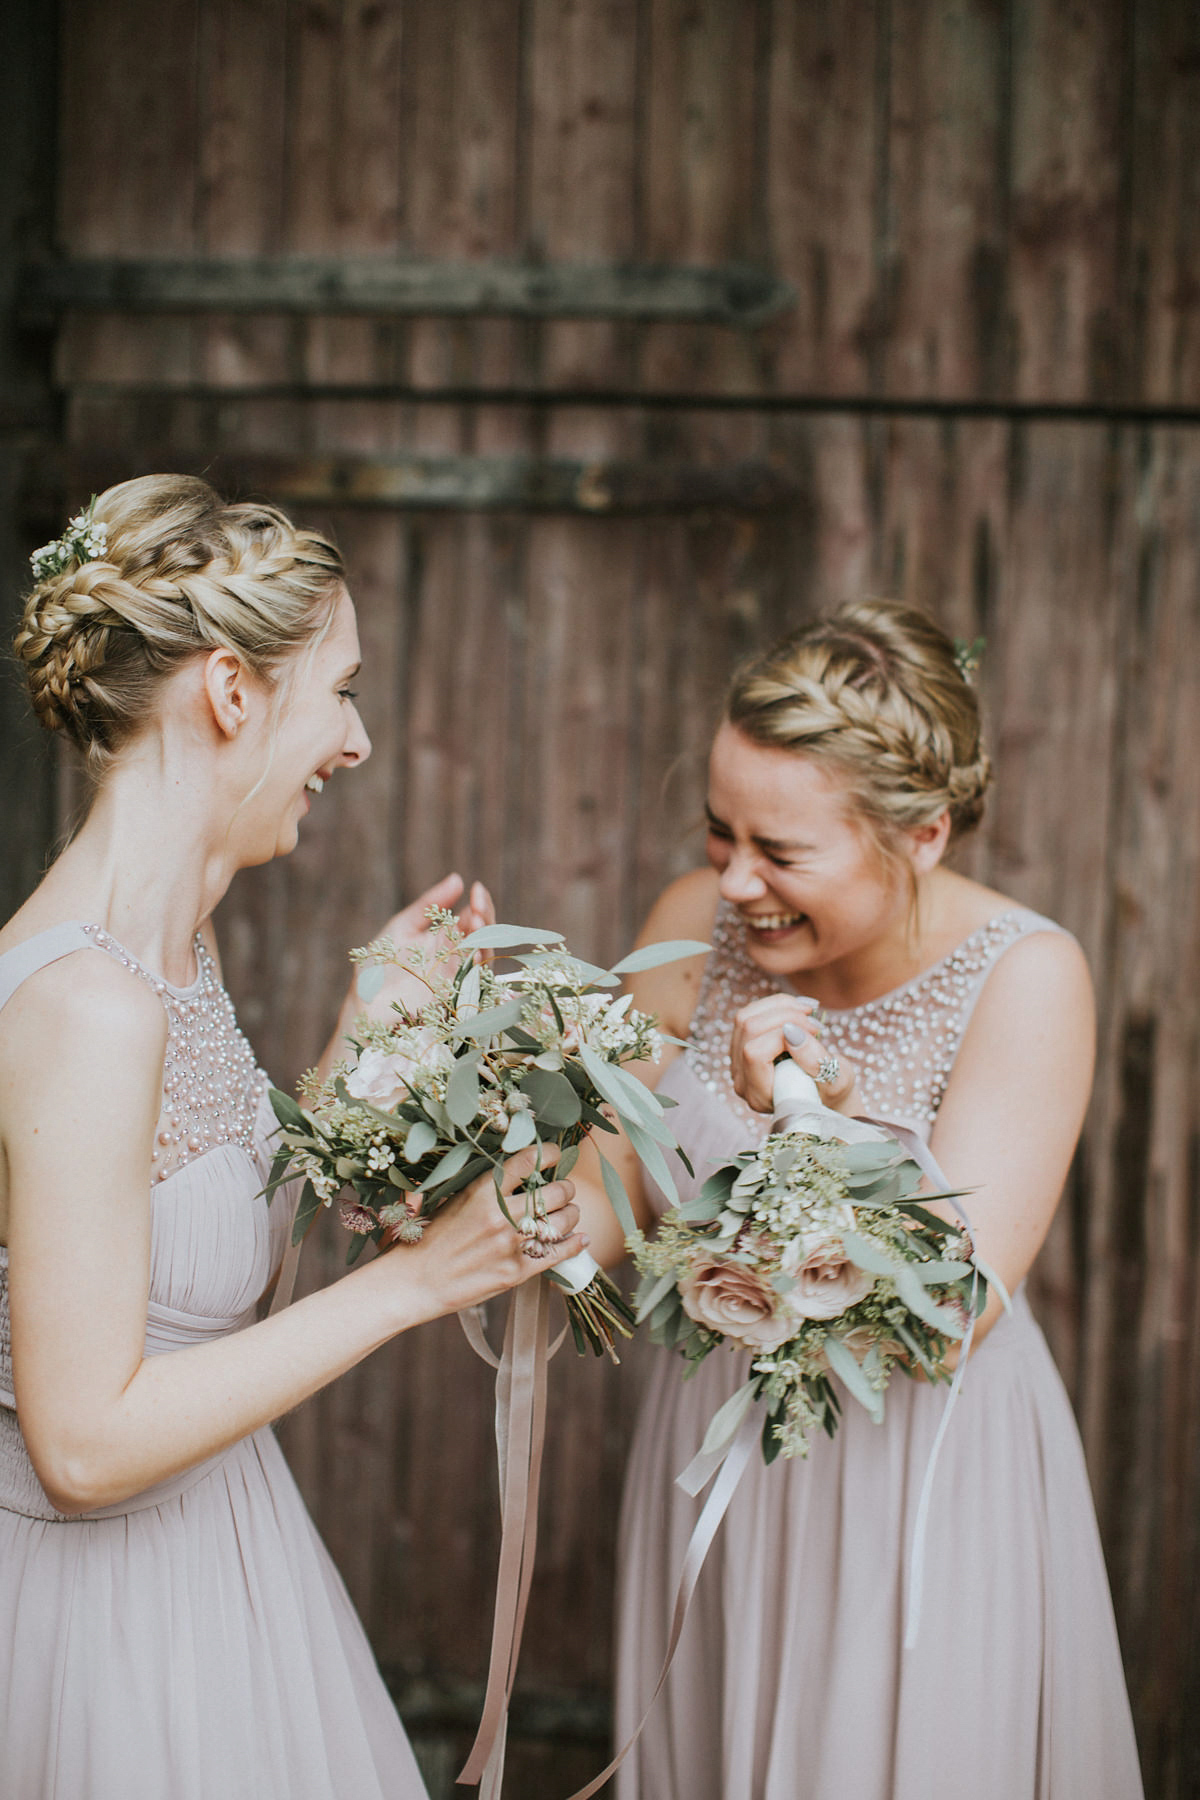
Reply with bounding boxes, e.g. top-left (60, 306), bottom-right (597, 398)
top-left (615, 1291), bottom-right (1144, 1800)
top-left (0, 1427), bottom-right (426, 1800)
